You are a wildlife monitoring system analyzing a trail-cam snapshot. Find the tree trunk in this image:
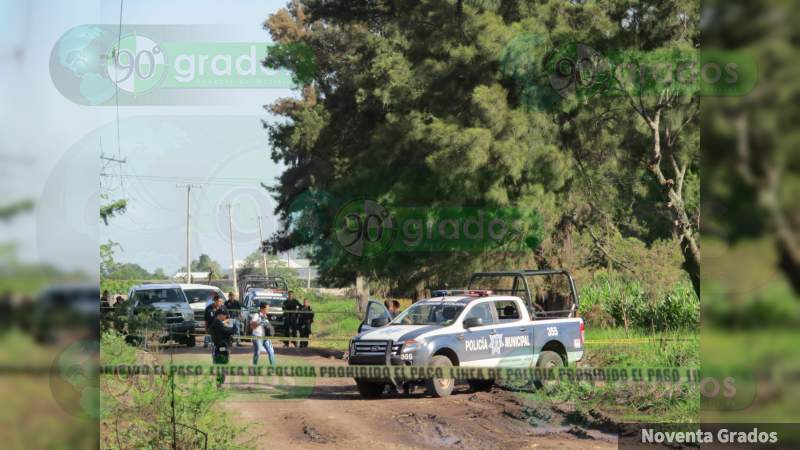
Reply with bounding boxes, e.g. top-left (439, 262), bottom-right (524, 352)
top-left (355, 275), bottom-right (369, 313)
top-left (645, 109), bottom-right (701, 299)
top-left (413, 279), bottom-right (427, 303)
